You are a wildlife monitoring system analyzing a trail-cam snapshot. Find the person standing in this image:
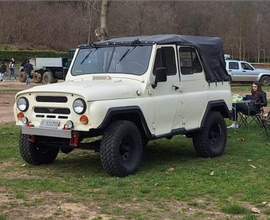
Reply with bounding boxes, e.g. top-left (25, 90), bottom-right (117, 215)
top-left (8, 59), bottom-right (16, 81)
top-left (0, 62), bottom-right (7, 82)
top-left (24, 60), bottom-right (33, 86)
